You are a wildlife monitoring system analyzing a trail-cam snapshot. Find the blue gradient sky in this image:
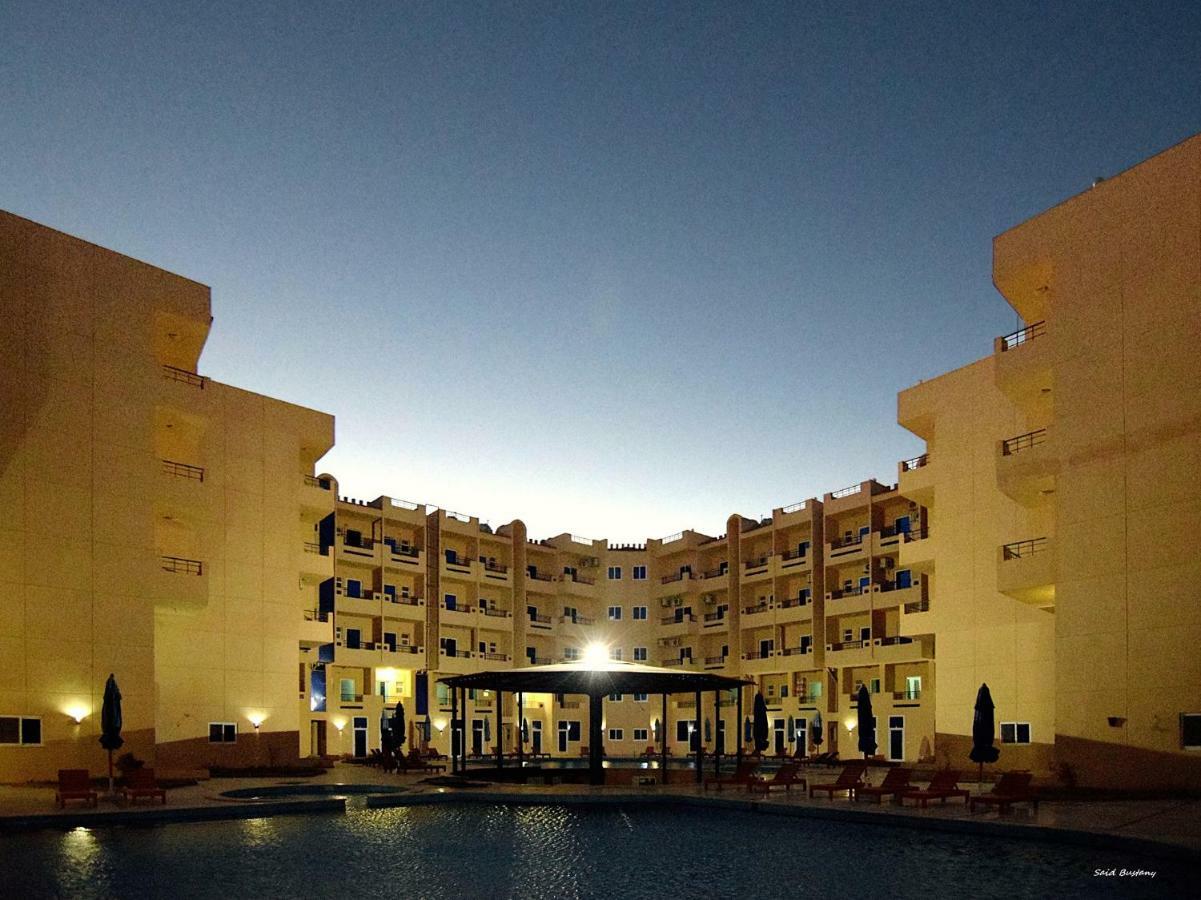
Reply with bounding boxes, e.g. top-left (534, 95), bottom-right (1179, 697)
top-left (3, 2), bottom-right (1199, 540)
